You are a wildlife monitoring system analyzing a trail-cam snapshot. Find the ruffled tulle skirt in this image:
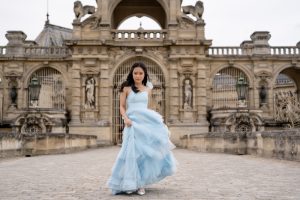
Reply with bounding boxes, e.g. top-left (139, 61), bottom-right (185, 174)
top-left (107, 108), bottom-right (177, 194)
